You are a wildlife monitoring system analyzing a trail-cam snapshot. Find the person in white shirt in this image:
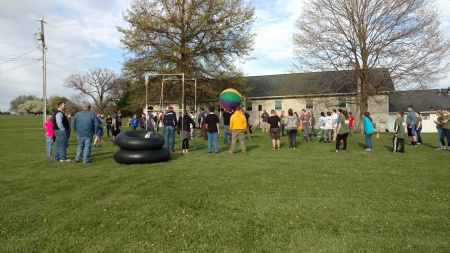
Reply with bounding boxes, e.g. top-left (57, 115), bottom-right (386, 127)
top-left (331, 109), bottom-right (338, 141)
top-left (324, 111), bottom-right (334, 142)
